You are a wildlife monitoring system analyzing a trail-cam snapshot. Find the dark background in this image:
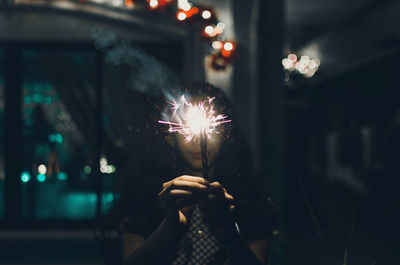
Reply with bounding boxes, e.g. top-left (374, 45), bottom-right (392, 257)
top-left (0, 0), bottom-right (399, 264)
